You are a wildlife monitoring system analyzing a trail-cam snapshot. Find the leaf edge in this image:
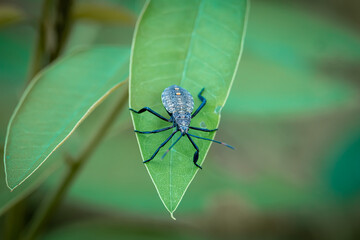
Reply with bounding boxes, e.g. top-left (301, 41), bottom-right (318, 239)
top-left (4, 47), bottom-right (129, 190)
top-left (128, 0), bottom-right (250, 218)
